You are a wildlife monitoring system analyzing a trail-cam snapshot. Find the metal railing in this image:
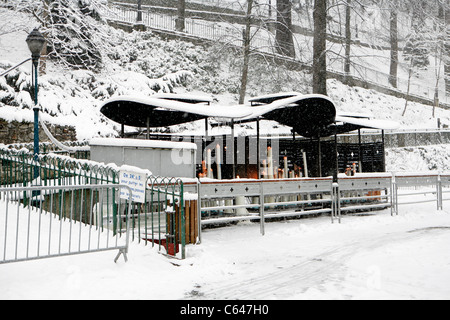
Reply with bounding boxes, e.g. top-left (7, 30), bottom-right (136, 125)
top-left (0, 147), bottom-right (118, 190)
top-left (129, 176), bottom-right (187, 258)
top-left (392, 173), bottom-right (450, 214)
top-left (193, 177), bottom-right (334, 237)
top-left (183, 174), bottom-right (393, 240)
top-left (0, 184), bottom-right (132, 264)
top-left (0, 147), bottom-right (189, 259)
top-left (104, 3), bottom-right (449, 106)
top-left (183, 172), bottom-right (449, 240)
